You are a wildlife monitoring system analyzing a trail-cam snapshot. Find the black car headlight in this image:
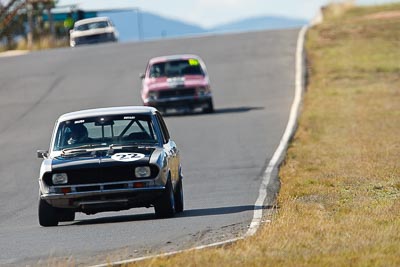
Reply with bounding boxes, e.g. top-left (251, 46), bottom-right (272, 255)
top-left (135, 166), bottom-right (151, 178)
top-left (52, 173), bottom-right (68, 185)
